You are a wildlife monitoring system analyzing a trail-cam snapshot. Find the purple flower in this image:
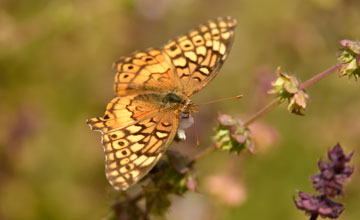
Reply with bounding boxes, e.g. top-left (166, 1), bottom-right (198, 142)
top-left (294, 143), bottom-right (354, 219)
top-left (311, 143), bottom-right (354, 197)
top-left (294, 192), bottom-right (344, 219)
top-left (215, 113), bottom-right (254, 153)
